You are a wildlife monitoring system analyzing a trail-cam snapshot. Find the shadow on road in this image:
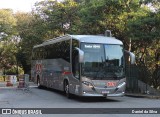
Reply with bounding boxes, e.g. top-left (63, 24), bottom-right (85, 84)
top-left (37, 87), bottom-right (122, 103)
top-left (73, 97), bottom-right (121, 103)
